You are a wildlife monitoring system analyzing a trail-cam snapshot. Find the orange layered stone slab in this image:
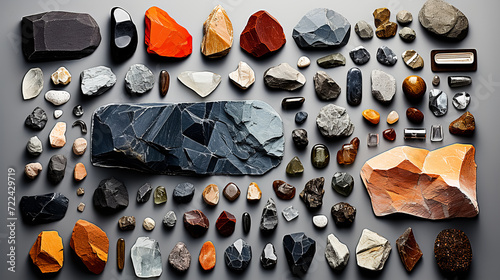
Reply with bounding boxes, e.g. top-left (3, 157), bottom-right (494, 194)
top-left (360, 144), bottom-right (478, 220)
top-left (201, 5), bottom-right (233, 58)
top-left (70, 219), bottom-right (109, 274)
top-left (240, 10), bottom-right (286, 58)
top-left (145, 6), bottom-right (192, 58)
top-left (29, 231), bottom-right (64, 273)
